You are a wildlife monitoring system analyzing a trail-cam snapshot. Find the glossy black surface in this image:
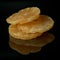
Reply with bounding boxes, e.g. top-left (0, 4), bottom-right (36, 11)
top-left (0, 0), bottom-right (56, 59)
